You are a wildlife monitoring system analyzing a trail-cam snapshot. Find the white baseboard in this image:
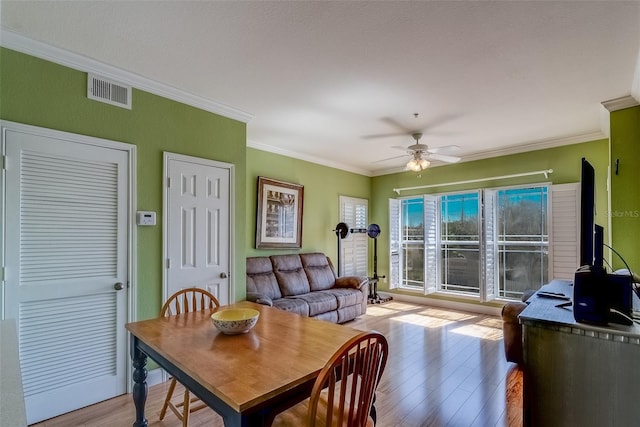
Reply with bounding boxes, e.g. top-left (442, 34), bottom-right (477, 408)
top-left (379, 292), bottom-right (503, 317)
